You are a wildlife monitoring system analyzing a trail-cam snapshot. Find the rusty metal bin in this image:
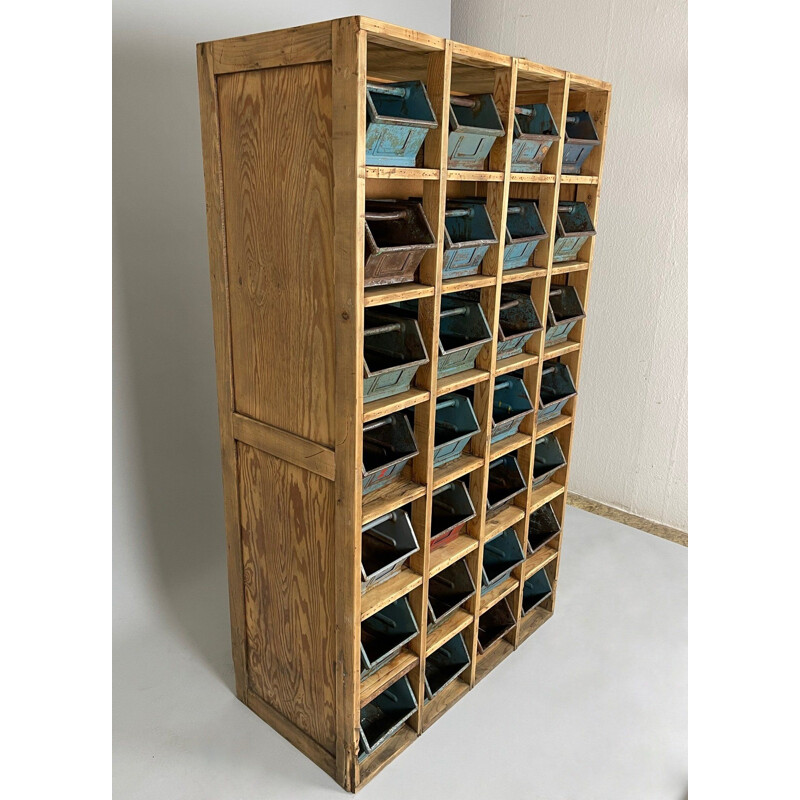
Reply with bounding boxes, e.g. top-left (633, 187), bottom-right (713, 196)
top-left (448, 94), bottom-right (505, 170)
top-left (545, 284), bottom-right (586, 346)
top-left (504, 200), bottom-right (547, 269)
top-left (486, 455), bottom-right (527, 512)
top-left (528, 502), bottom-right (561, 554)
top-left (442, 201), bottom-right (498, 279)
top-left (427, 557), bottom-right (476, 627)
top-left (477, 597), bottom-right (515, 653)
top-left (490, 376), bottom-right (534, 442)
top-left (430, 480), bottom-right (476, 551)
top-left (363, 309), bottom-right (429, 403)
top-left (358, 675), bottom-right (417, 761)
top-left (429, 393), bottom-right (480, 467)
top-left (362, 412), bottom-right (418, 495)
top-left (360, 596), bottom-right (419, 678)
top-left (437, 296), bottom-right (492, 376)
top-left (538, 361), bottom-right (577, 422)
top-left (424, 632), bottom-right (470, 702)
top-left (561, 110), bottom-right (600, 175)
top-left (497, 290), bottom-right (542, 359)
top-left (552, 202), bottom-right (596, 263)
top-left (366, 81), bottom-right (438, 168)
top-left (364, 200), bottom-right (436, 287)
top-left (481, 527), bottom-right (525, 594)
top-left (511, 103), bottom-right (559, 173)
top-left (532, 433), bottom-right (566, 489)
top-left (521, 568), bottom-right (553, 615)
top-left (361, 509), bottom-right (420, 593)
